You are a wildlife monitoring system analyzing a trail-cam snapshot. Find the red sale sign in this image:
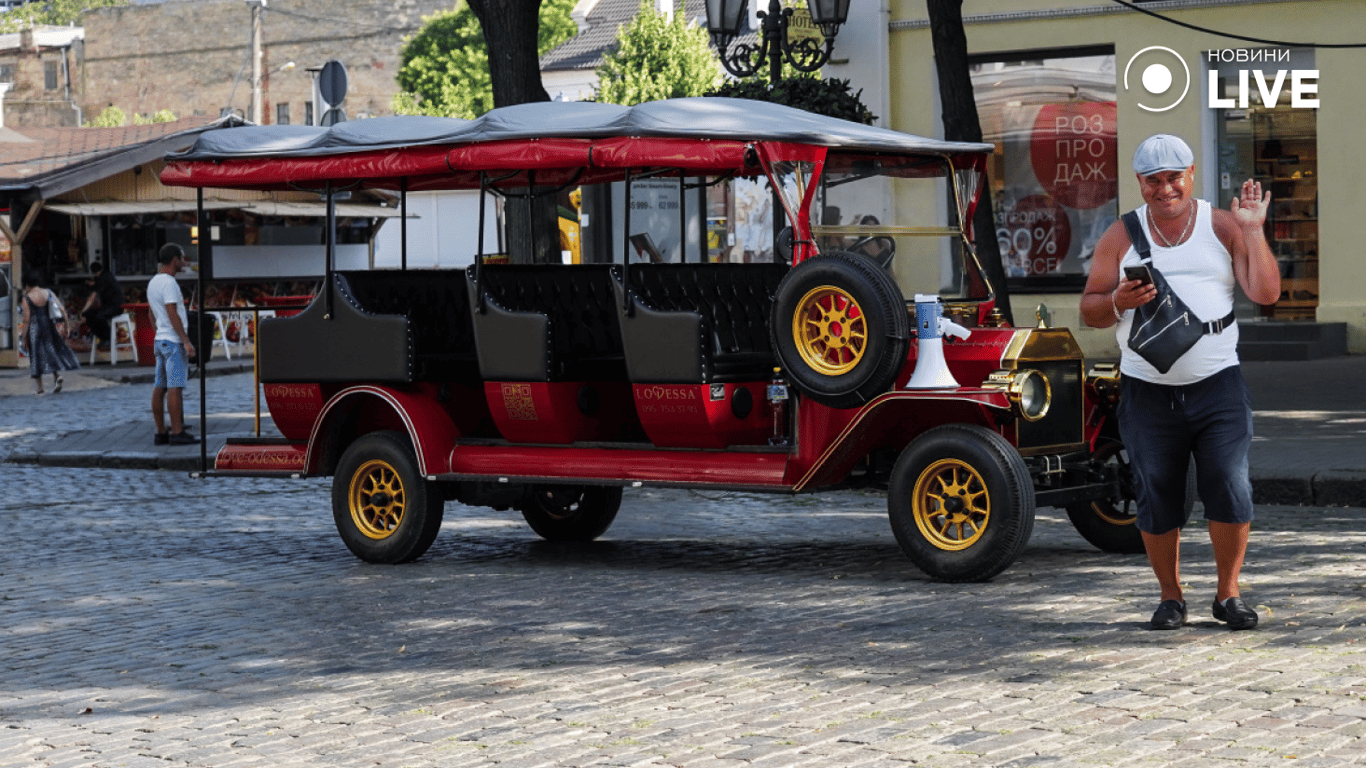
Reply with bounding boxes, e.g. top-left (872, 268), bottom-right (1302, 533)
top-left (1029, 102), bottom-right (1118, 211)
top-left (1000, 195), bottom-right (1073, 276)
